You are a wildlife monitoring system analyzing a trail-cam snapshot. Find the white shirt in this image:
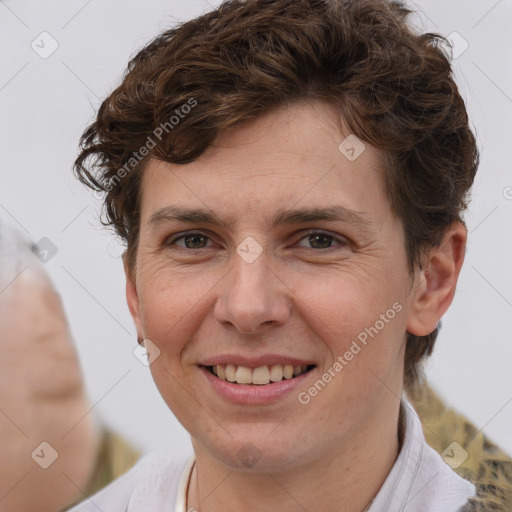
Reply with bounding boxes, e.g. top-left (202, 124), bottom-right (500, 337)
top-left (69, 395), bottom-right (475, 512)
